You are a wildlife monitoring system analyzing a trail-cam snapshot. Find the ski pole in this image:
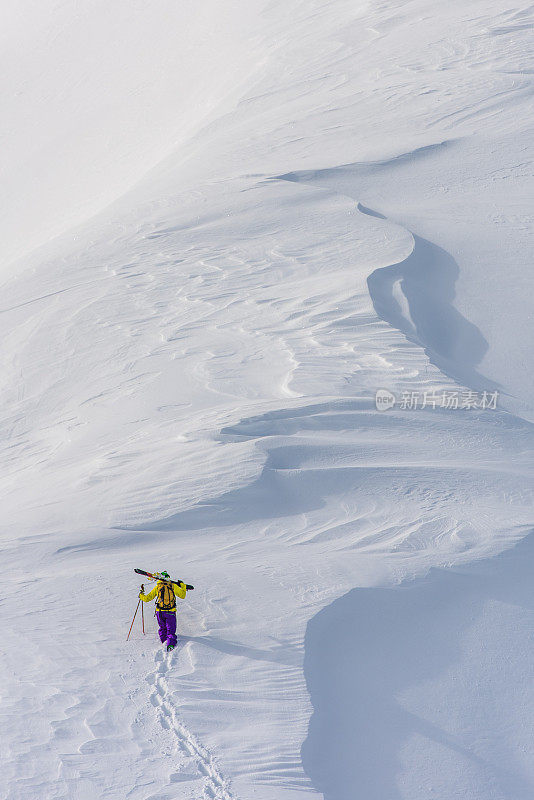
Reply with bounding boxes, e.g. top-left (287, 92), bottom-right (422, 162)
top-left (141, 585), bottom-right (145, 635)
top-left (127, 599), bottom-right (141, 641)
